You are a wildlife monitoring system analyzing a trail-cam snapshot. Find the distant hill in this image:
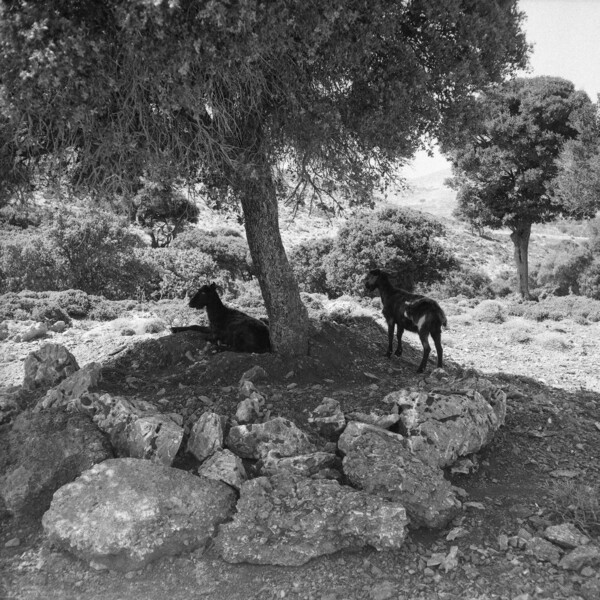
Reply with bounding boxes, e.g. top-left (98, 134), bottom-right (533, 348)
top-left (379, 167), bottom-right (457, 221)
